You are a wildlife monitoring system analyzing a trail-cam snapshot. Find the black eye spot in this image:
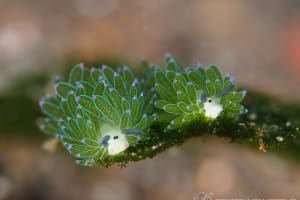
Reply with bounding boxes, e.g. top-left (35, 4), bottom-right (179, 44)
top-left (208, 99), bottom-right (212, 103)
top-left (113, 136), bottom-right (118, 140)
